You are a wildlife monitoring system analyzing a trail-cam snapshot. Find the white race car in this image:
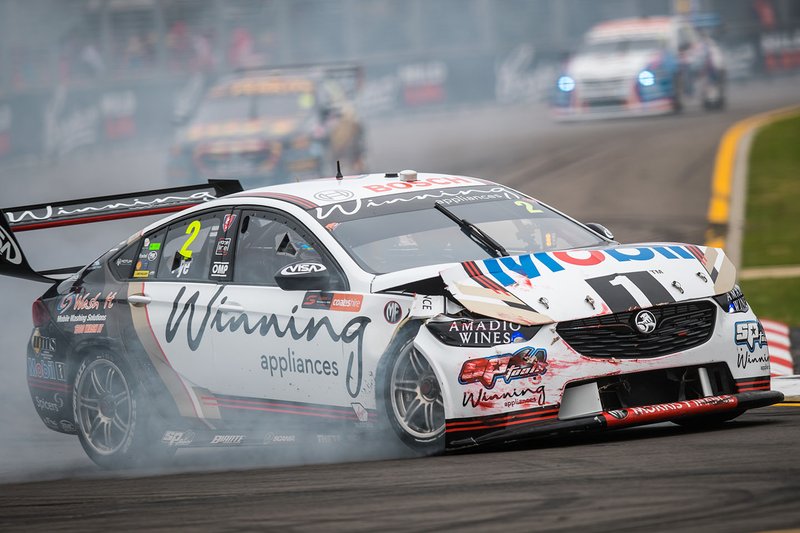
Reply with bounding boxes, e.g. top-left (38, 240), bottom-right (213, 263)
top-left (2, 172), bottom-right (780, 468)
top-left (552, 17), bottom-right (726, 119)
